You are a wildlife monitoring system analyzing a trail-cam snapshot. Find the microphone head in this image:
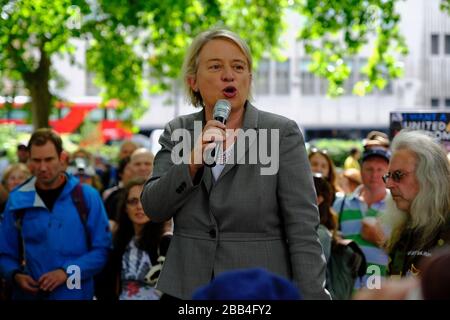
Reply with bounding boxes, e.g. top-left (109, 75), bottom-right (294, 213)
top-left (213, 99), bottom-right (231, 123)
